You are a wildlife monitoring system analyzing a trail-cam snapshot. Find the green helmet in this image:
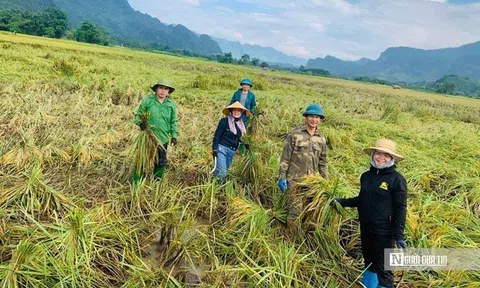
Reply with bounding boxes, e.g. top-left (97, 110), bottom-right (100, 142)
top-left (240, 78), bottom-right (253, 87)
top-left (303, 104), bottom-right (325, 119)
top-left (151, 79), bottom-right (175, 93)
